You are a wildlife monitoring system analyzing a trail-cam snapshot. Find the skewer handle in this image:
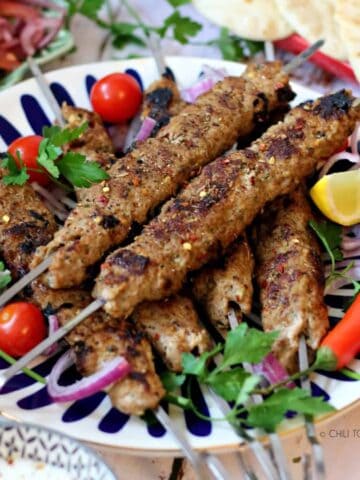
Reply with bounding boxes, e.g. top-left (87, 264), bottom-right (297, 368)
top-left (0, 256), bottom-right (53, 308)
top-left (283, 39), bottom-right (325, 74)
top-left (27, 57), bottom-right (65, 127)
top-left (0, 299), bottom-right (104, 389)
